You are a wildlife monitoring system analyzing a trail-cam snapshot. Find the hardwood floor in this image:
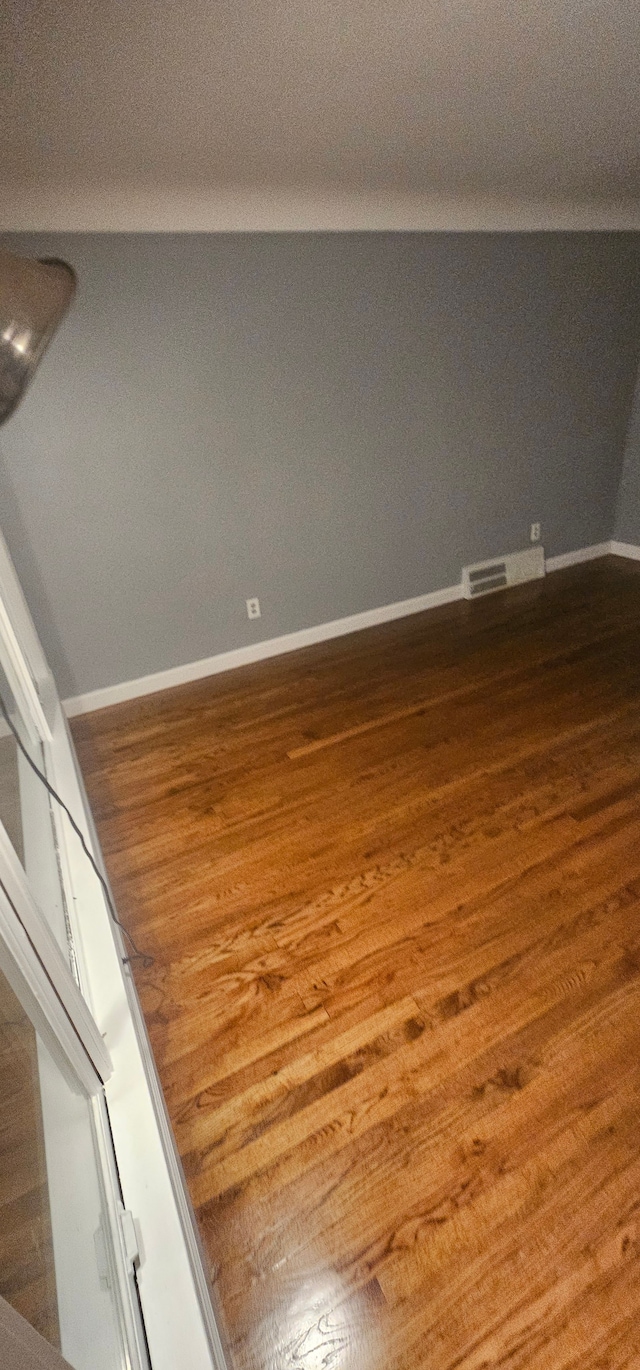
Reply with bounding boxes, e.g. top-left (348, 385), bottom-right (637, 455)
top-left (0, 733), bottom-right (24, 863)
top-left (0, 967), bottom-right (59, 1347)
top-left (72, 556), bottom-right (640, 1370)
